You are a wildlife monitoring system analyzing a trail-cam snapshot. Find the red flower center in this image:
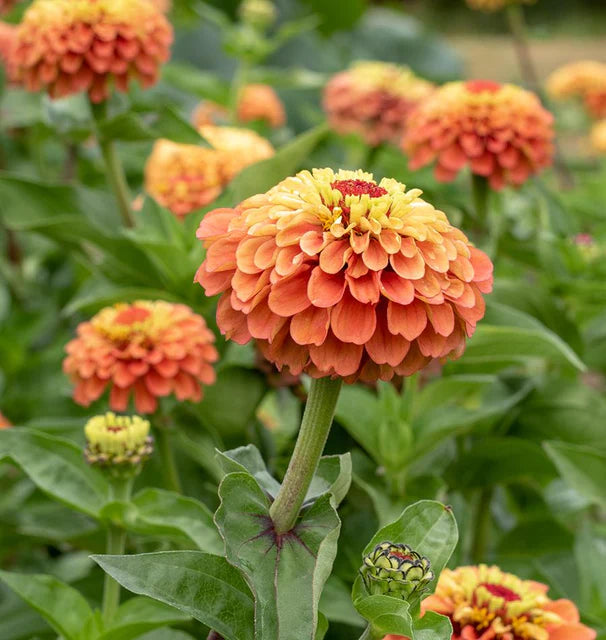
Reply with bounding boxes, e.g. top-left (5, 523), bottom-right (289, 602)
top-left (106, 424), bottom-right (126, 433)
top-left (465, 80), bottom-right (502, 94)
top-left (331, 179), bottom-right (388, 199)
top-left (389, 550), bottom-right (414, 561)
top-left (114, 306), bottom-right (152, 325)
top-left (480, 583), bottom-right (521, 602)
